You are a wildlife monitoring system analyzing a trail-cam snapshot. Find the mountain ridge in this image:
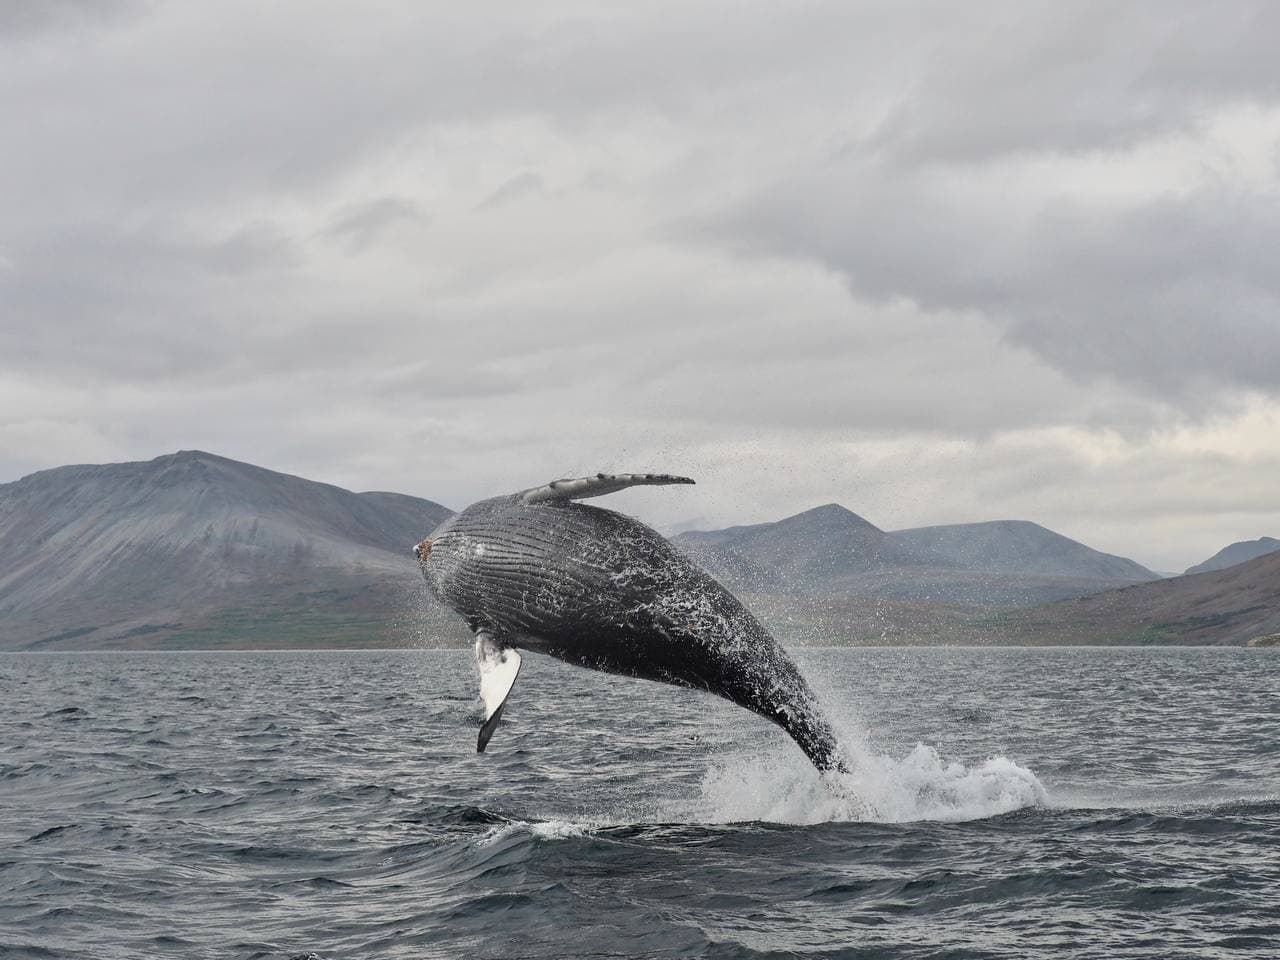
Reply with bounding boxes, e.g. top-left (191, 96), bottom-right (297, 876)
top-left (675, 507), bottom-right (1159, 606)
top-left (1004, 549), bottom-right (1280, 646)
top-left (0, 451), bottom-right (453, 650)
top-left (1185, 536), bottom-right (1280, 576)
